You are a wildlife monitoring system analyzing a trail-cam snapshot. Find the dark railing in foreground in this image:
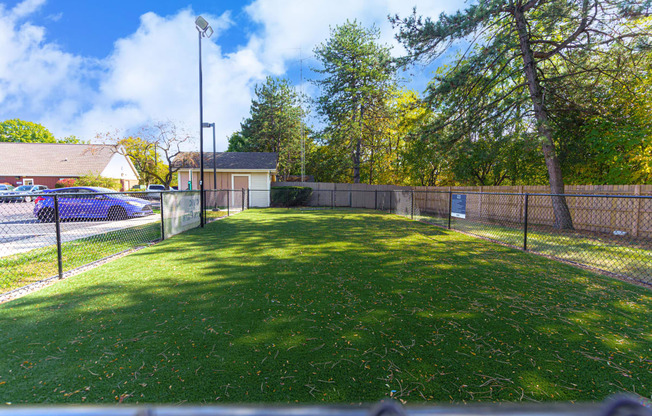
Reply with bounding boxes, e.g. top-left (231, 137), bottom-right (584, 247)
top-left (266, 187), bottom-right (652, 285)
top-left (0, 395), bottom-right (648, 416)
